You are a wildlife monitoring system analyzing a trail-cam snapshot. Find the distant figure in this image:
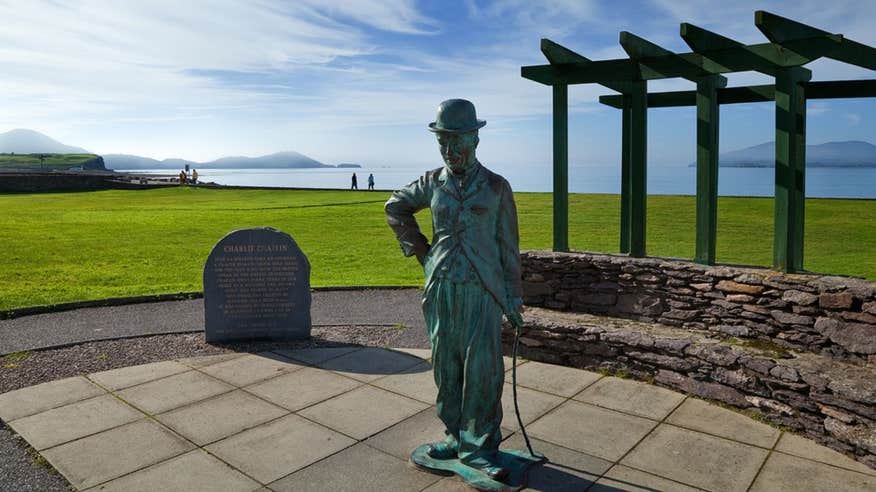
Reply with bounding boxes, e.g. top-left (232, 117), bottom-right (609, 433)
top-left (368, 173), bottom-right (375, 190)
top-left (178, 170), bottom-right (186, 184)
top-left (351, 172), bottom-right (358, 190)
top-left (191, 169), bottom-right (199, 184)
